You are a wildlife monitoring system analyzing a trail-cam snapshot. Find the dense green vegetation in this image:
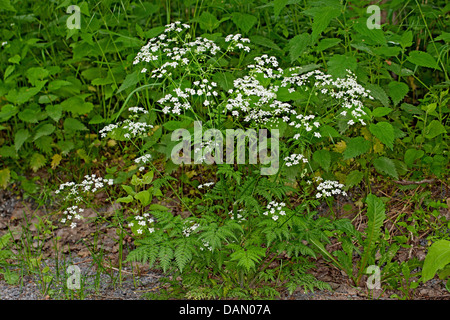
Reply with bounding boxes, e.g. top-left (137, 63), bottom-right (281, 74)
top-left (0, 0), bottom-right (449, 300)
